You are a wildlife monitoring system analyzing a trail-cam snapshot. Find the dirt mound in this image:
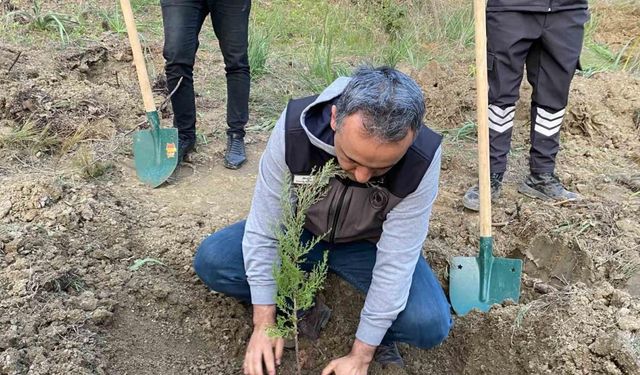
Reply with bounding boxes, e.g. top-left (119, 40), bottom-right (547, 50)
top-left (419, 283), bottom-right (640, 374)
top-left (0, 36), bottom-right (144, 158)
top-left (0, 178), bottom-right (129, 374)
top-left (412, 60), bottom-right (476, 128)
top-left (591, 1), bottom-right (640, 54)
top-left (0, 174), bottom-right (253, 375)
